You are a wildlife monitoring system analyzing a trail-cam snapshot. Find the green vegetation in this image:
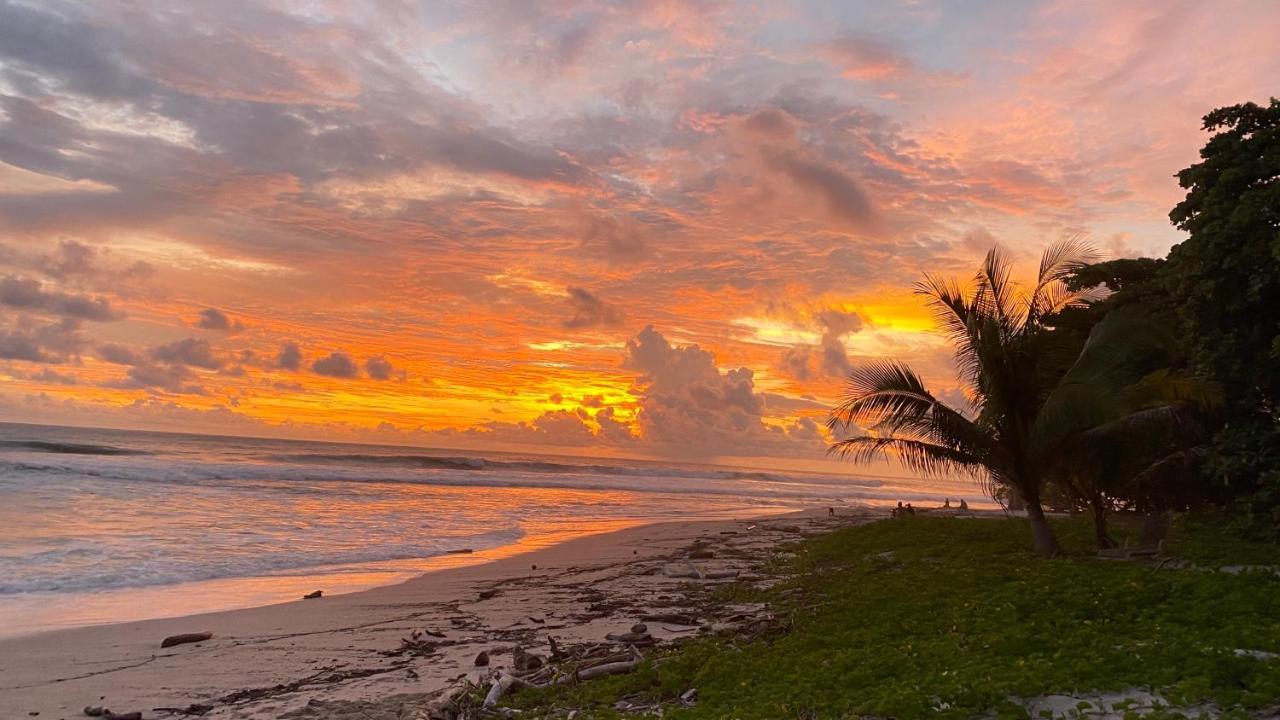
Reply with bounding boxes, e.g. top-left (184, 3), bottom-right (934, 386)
top-left (499, 98), bottom-right (1280, 720)
top-left (831, 99), bottom-right (1280, 550)
top-left (826, 241), bottom-right (1207, 557)
top-left (1165, 99), bottom-right (1280, 535)
top-left (509, 516), bottom-right (1280, 719)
